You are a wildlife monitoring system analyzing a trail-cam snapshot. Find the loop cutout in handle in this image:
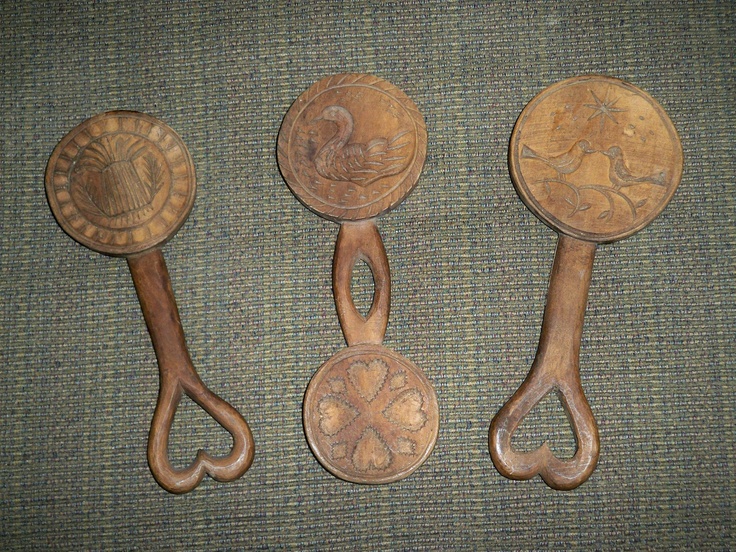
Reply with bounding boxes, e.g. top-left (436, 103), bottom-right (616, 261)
top-left (128, 250), bottom-right (254, 494)
top-left (333, 219), bottom-right (391, 347)
top-left (489, 236), bottom-right (599, 490)
top-left (489, 364), bottom-right (599, 490)
top-left (147, 367), bottom-right (255, 494)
